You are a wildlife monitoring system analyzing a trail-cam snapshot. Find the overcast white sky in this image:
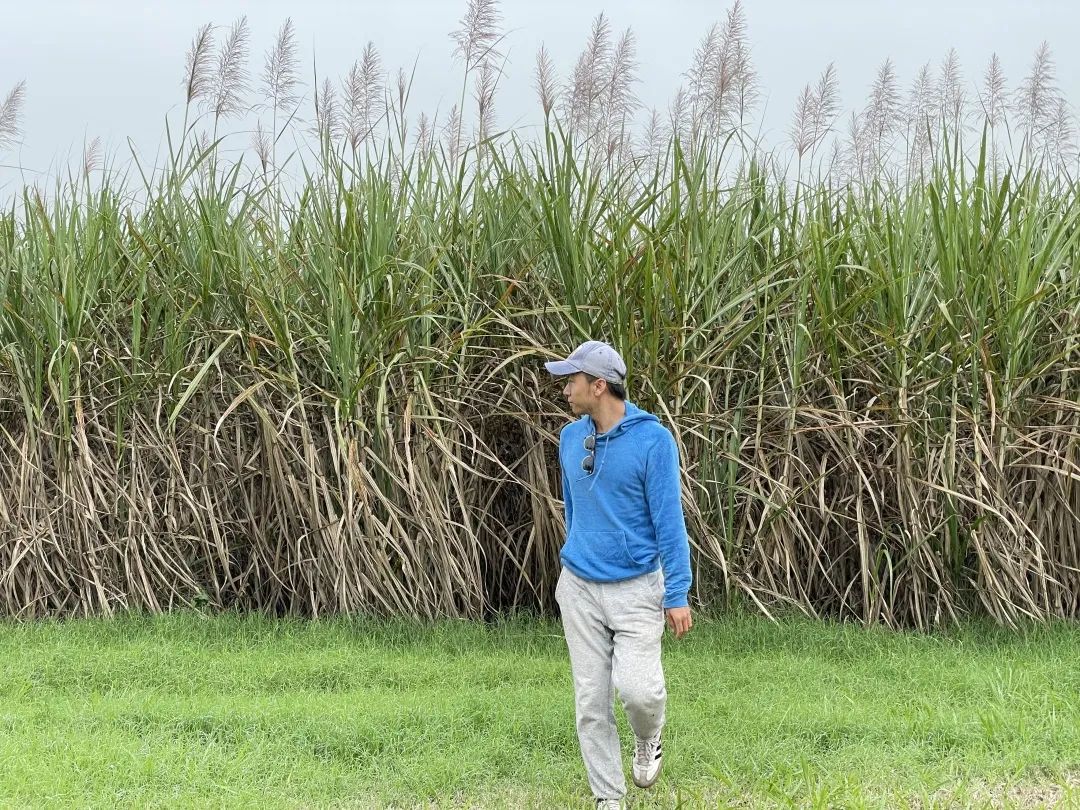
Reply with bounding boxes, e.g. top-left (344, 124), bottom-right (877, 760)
top-left (1, 0), bottom-right (1078, 192)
